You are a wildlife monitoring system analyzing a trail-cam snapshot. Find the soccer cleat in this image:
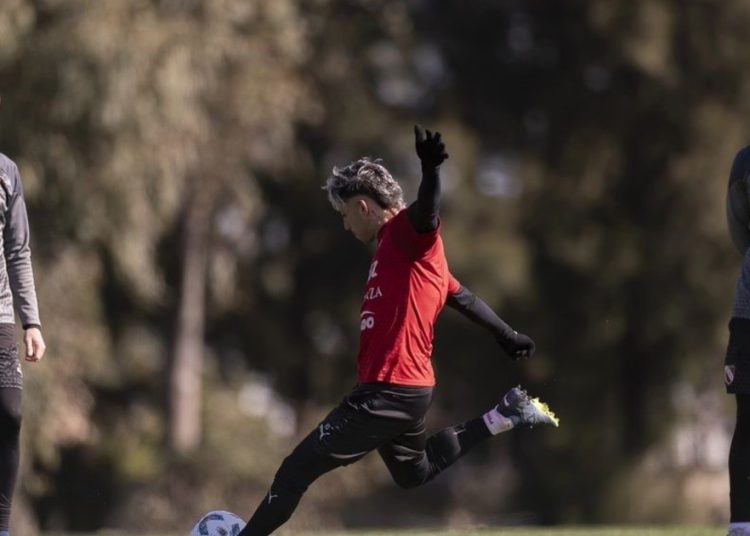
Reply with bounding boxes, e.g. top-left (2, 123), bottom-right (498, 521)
top-left (497, 385), bottom-right (559, 428)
